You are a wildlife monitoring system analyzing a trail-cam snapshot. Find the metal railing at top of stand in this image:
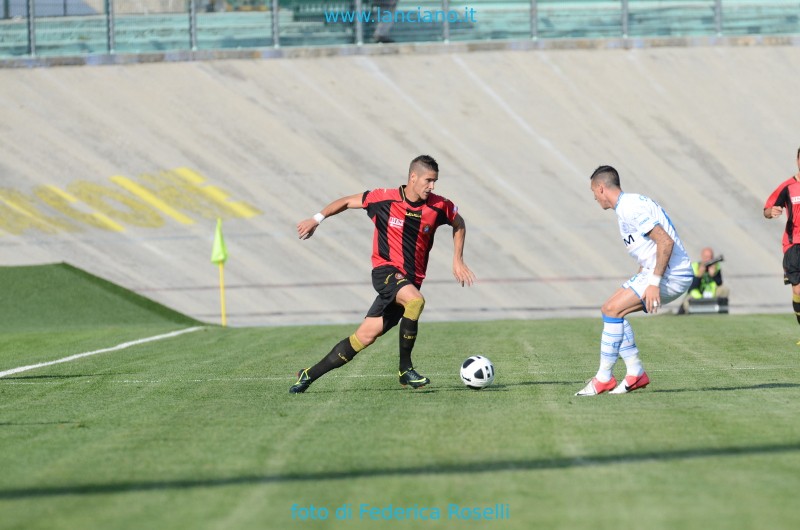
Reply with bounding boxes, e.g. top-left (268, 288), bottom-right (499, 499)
top-left (4, 0), bottom-right (800, 59)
